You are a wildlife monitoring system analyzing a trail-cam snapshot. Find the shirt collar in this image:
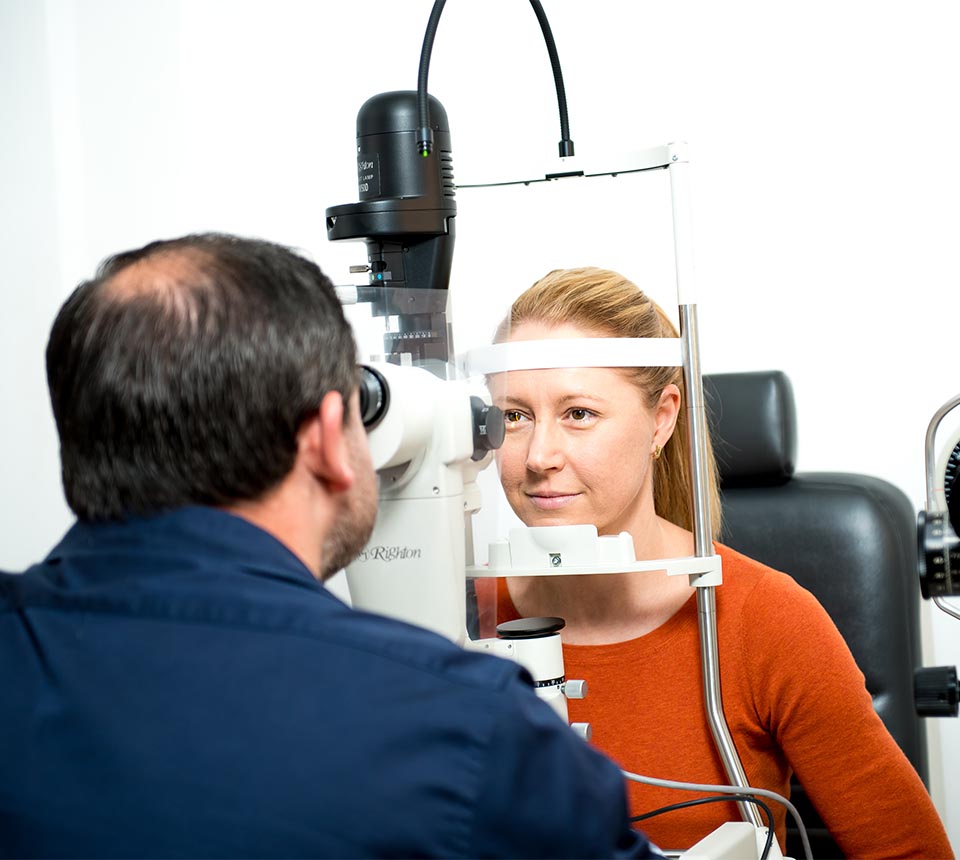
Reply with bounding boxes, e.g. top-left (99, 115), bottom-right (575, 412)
top-left (47, 506), bottom-right (321, 591)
